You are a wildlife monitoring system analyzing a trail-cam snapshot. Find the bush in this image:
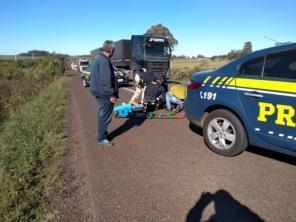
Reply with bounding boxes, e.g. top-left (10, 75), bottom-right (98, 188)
top-left (0, 55), bottom-right (68, 220)
top-left (170, 58), bottom-right (229, 81)
top-left (0, 77), bottom-right (70, 221)
top-left (171, 66), bottom-right (203, 81)
top-left (0, 55), bottom-right (66, 122)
